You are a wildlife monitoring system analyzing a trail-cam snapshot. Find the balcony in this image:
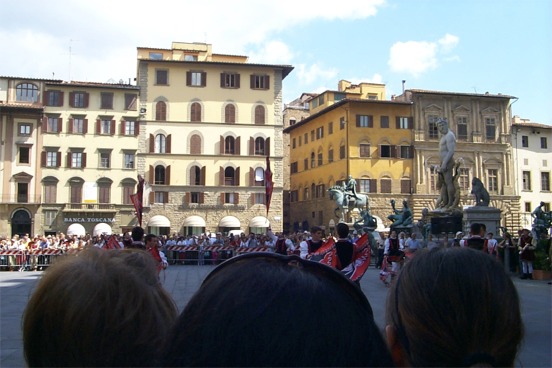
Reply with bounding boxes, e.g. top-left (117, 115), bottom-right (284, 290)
top-left (0, 195), bottom-right (41, 204)
top-left (64, 203), bottom-right (116, 211)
